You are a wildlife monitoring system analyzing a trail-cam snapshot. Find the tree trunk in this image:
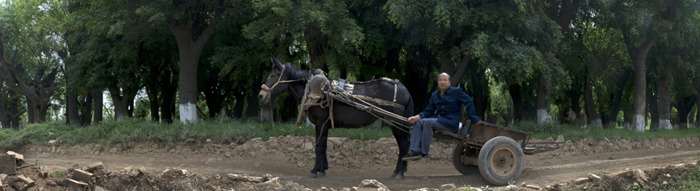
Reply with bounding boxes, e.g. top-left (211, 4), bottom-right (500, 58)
top-left (626, 37), bottom-right (655, 132)
top-left (689, 108), bottom-right (696, 127)
top-left (26, 97), bottom-right (35, 123)
top-left (404, 60), bottom-right (431, 113)
top-left (9, 95), bottom-right (21, 129)
top-left (160, 68), bottom-right (177, 123)
top-left (91, 91), bottom-right (103, 124)
top-left (245, 92), bottom-right (260, 121)
top-left (584, 72), bottom-right (602, 128)
top-left (509, 84), bottom-right (537, 121)
top-left (81, 93), bottom-right (93, 126)
top-left (305, 25), bottom-right (328, 70)
top-left (66, 90), bottom-right (80, 126)
top-left (623, 102), bottom-right (633, 127)
top-left (656, 76), bottom-right (671, 129)
top-left (509, 85), bottom-right (523, 122)
top-left (605, 69), bottom-right (632, 128)
top-left (232, 92), bottom-right (245, 119)
top-left (675, 96), bottom-right (696, 130)
top-left (169, 23), bottom-right (215, 123)
top-left (568, 89), bottom-right (582, 125)
top-left (697, 93), bottom-right (700, 128)
top-left (109, 88), bottom-right (137, 121)
top-left (452, 55), bottom-right (472, 85)
top-left (146, 77), bottom-right (160, 122)
top-left (536, 75), bottom-right (553, 124)
top-left (0, 87), bottom-right (9, 129)
top-left (438, 54), bottom-right (472, 86)
top-left (2, 91), bottom-right (24, 130)
top-left (203, 76), bottom-right (224, 119)
top-left (25, 95), bottom-right (49, 123)
top-left (469, 60), bottom-right (488, 118)
top-left (648, 85), bottom-right (659, 130)
top-left (160, 87), bottom-right (176, 124)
